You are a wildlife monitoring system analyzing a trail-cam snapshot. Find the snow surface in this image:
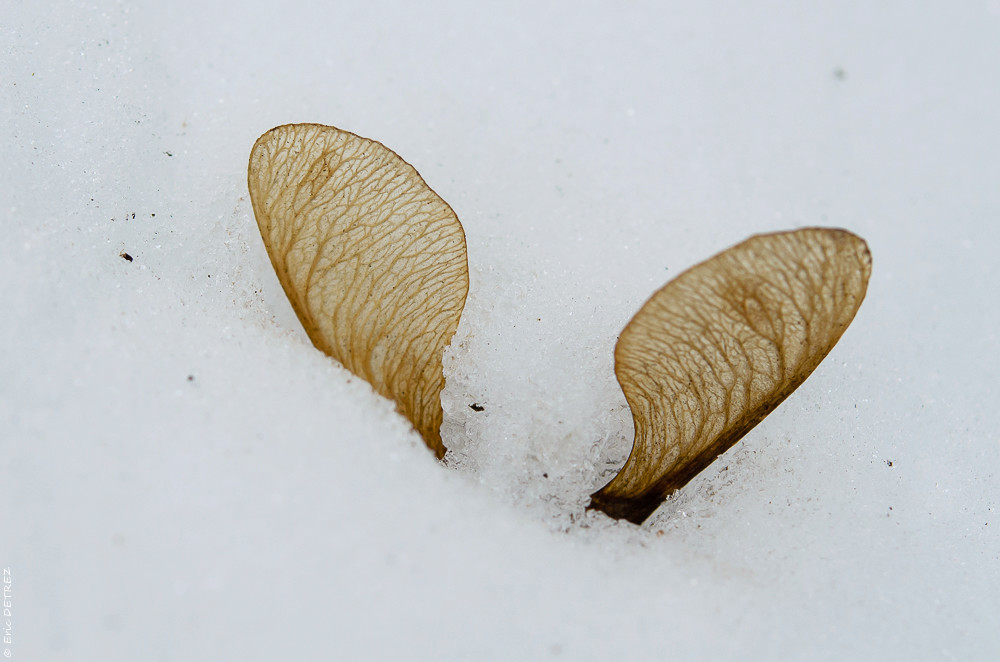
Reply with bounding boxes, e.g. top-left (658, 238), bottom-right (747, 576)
top-left (3, 1), bottom-right (1000, 660)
